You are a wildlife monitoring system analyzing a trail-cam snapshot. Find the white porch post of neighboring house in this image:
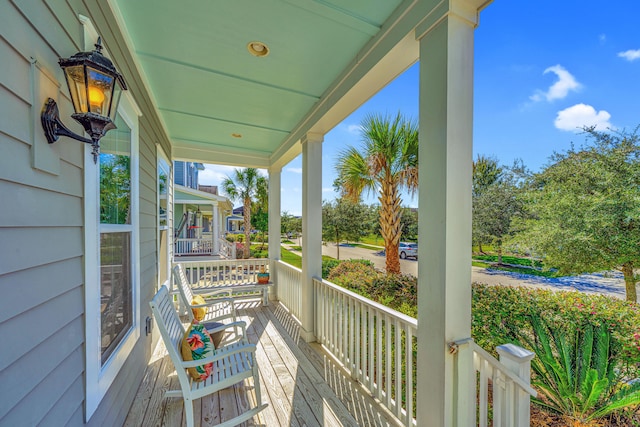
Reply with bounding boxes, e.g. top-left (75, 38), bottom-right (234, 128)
top-left (212, 203), bottom-right (219, 254)
top-left (301, 132), bottom-right (323, 342)
top-left (416, 1), bottom-right (486, 426)
top-left (268, 166), bottom-right (281, 301)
